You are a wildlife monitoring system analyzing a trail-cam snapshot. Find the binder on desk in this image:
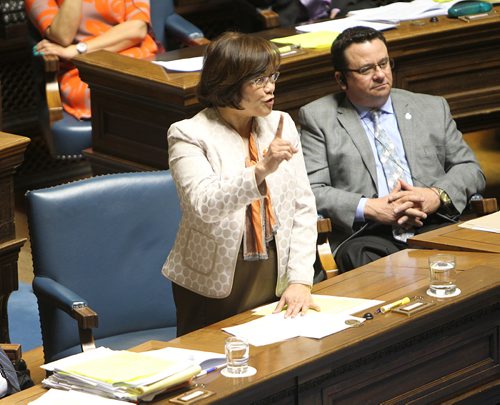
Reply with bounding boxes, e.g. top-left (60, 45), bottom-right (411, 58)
top-left (41, 347), bottom-right (201, 402)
